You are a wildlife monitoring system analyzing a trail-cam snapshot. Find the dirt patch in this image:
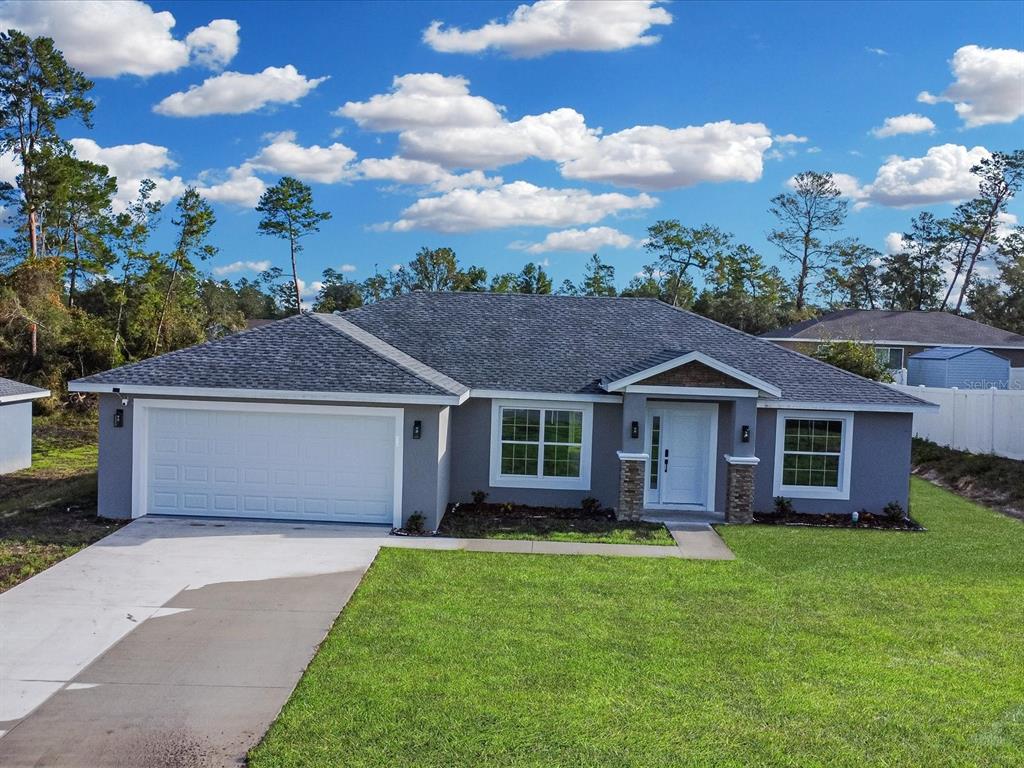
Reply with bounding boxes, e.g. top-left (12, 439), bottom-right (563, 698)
top-left (912, 438), bottom-right (1024, 522)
